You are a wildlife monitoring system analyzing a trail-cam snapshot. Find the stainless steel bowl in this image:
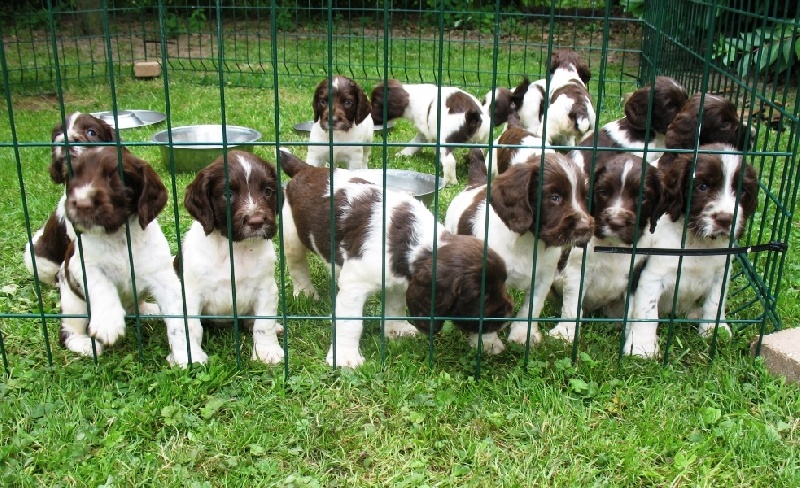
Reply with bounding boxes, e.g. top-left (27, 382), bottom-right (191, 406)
top-left (350, 168), bottom-right (445, 206)
top-left (152, 125), bottom-right (262, 172)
